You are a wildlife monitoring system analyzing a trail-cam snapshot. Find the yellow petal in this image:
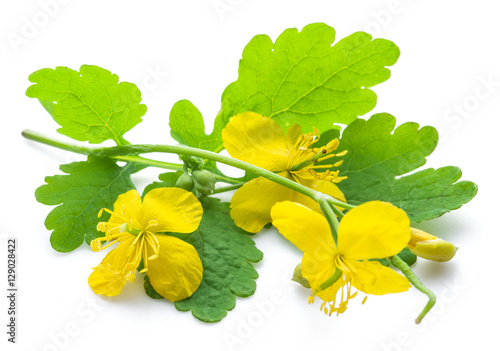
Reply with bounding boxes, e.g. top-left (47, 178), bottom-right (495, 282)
top-left (337, 201), bottom-right (411, 260)
top-left (350, 260), bottom-right (411, 295)
top-left (222, 112), bottom-right (289, 172)
top-left (141, 187), bottom-right (203, 233)
top-left (230, 173), bottom-right (345, 233)
top-left (109, 189), bottom-right (142, 225)
top-left (146, 234), bottom-right (203, 302)
top-left (88, 269), bottom-right (128, 297)
top-left (230, 176), bottom-right (298, 233)
top-left (293, 177), bottom-right (346, 212)
top-left (271, 201), bottom-right (336, 257)
top-left (286, 124), bottom-right (303, 150)
top-left (88, 241), bottom-right (137, 296)
top-left (301, 252), bottom-right (338, 299)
